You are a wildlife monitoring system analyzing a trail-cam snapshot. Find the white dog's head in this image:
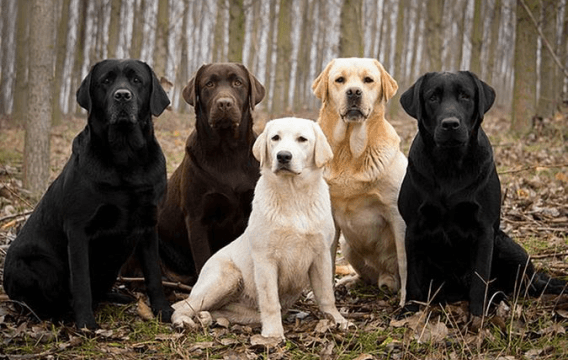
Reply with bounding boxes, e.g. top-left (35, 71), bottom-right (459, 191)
top-left (253, 118), bottom-right (333, 175)
top-left (312, 58), bottom-right (398, 123)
